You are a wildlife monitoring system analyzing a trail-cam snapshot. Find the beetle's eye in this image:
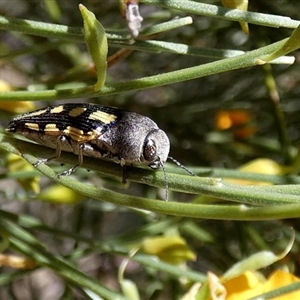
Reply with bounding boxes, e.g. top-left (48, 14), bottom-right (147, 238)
top-left (143, 139), bottom-right (157, 162)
